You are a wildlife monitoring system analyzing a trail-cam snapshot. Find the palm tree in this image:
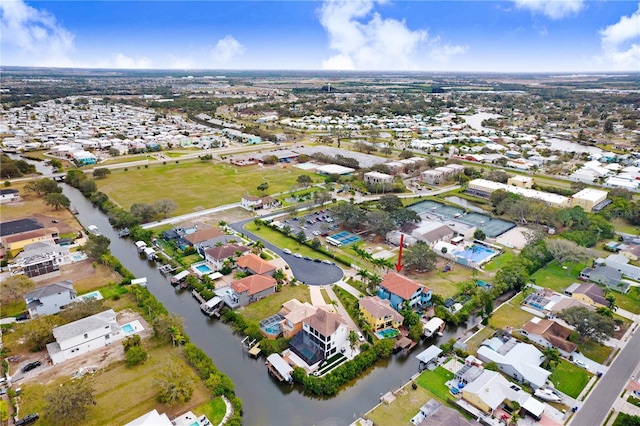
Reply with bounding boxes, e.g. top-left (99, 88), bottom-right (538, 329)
top-left (357, 269), bottom-right (370, 285)
top-left (273, 268), bottom-right (286, 284)
top-left (252, 240), bottom-right (265, 255)
top-left (368, 273), bottom-right (382, 294)
top-left (540, 347), bottom-right (561, 370)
